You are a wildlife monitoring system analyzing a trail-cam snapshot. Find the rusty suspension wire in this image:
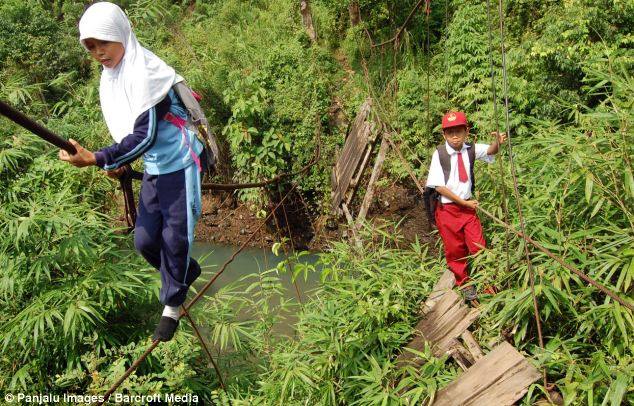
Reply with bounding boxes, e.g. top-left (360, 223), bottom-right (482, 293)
top-left (485, 0), bottom-right (511, 277)
top-left (493, 0), bottom-right (547, 390)
top-left (180, 305), bottom-right (226, 390)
